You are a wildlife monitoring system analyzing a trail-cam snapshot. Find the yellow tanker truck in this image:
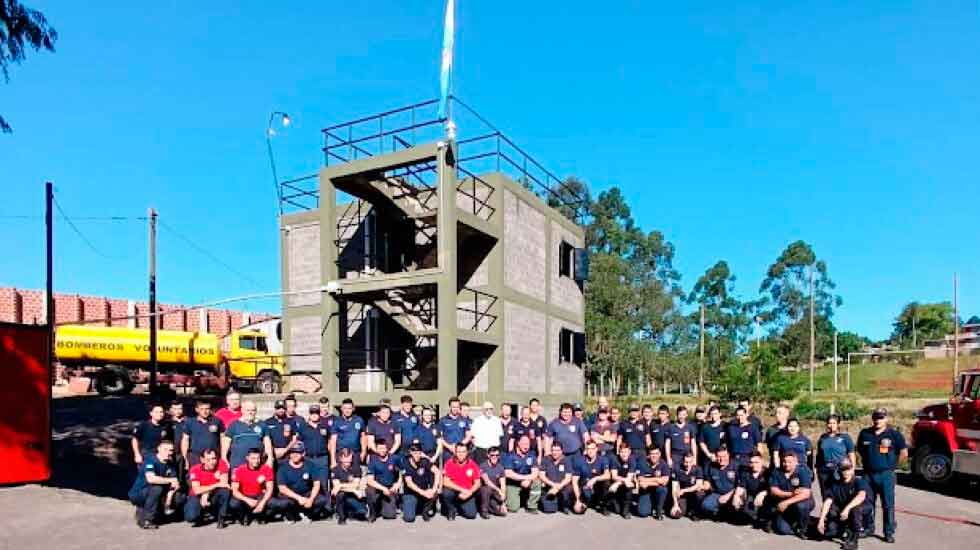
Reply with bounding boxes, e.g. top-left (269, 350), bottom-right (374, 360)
top-left (55, 325), bottom-right (285, 395)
